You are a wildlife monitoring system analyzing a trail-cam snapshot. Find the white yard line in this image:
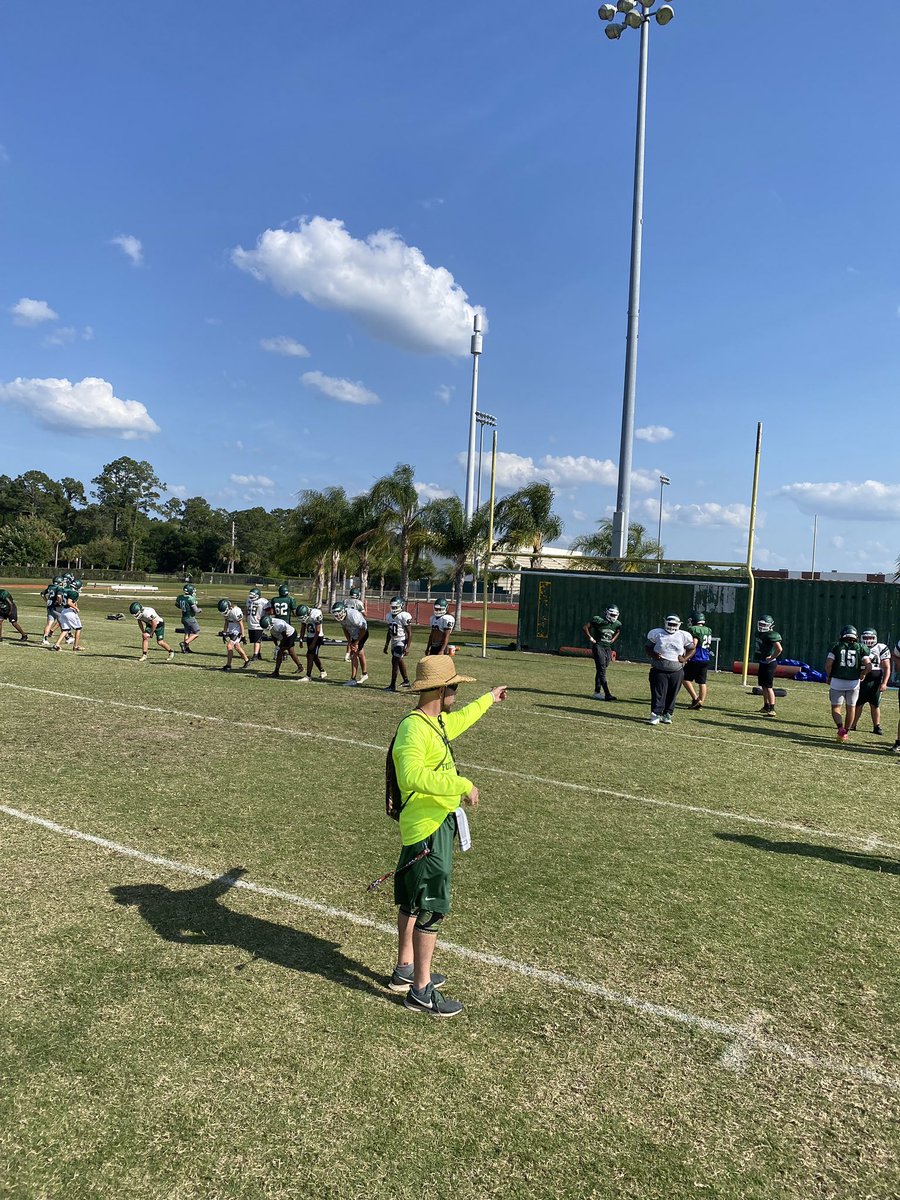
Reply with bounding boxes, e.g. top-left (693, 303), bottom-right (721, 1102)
top-left (3, 680), bottom-right (899, 855)
top-left (1, 802), bottom-right (897, 1095)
